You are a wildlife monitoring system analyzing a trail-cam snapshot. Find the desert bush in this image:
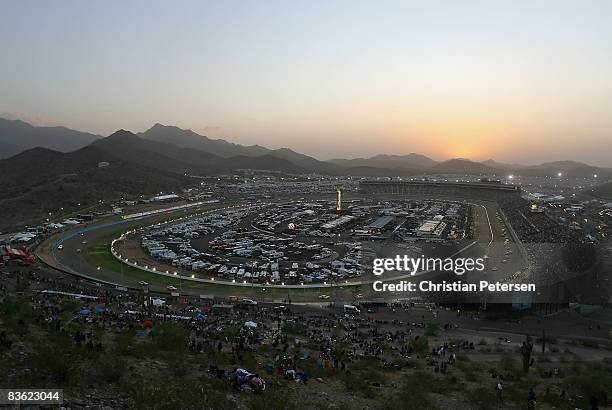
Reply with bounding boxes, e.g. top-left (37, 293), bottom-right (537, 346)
top-left (151, 322), bottom-right (188, 352)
